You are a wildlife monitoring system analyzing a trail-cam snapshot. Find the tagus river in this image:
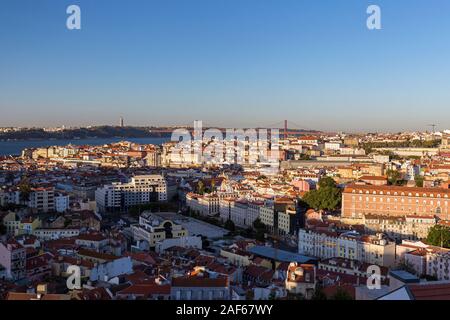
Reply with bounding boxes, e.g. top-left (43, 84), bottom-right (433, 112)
top-left (0, 137), bottom-right (171, 156)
